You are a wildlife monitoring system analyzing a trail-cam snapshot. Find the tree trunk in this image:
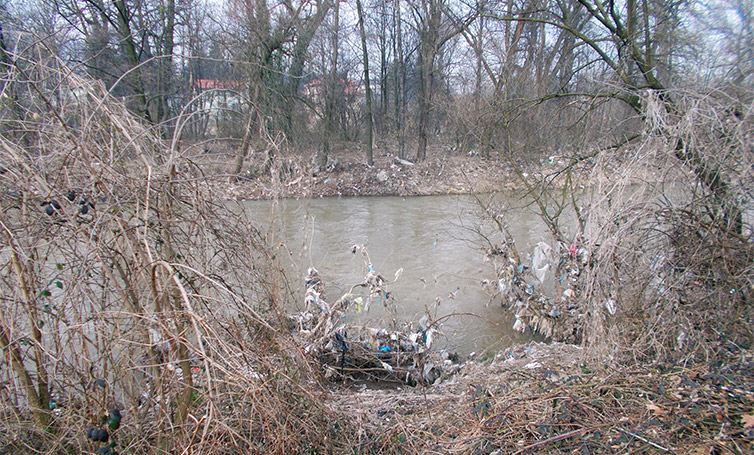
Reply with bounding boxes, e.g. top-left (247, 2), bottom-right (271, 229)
top-left (474, 15), bottom-right (483, 101)
top-left (231, 114), bottom-right (255, 181)
top-left (394, 0), bottom-right (406, 158)
top-left (158, 0), bottom-right (175, 137)
top-left (113, 0), bottom-right (152, 122)
top-left (320, 0), bottom-right (340, 168)
top-left (281, 0), bottom-right (332, 138)
top-left (415, 0), bottom-right (442, 162)
top-left (416, 51), bottom-right (430, 162)
top-left (415, 31), bottom-right (435, 162)
top-left (356, 0), bottom-right (374, 166)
